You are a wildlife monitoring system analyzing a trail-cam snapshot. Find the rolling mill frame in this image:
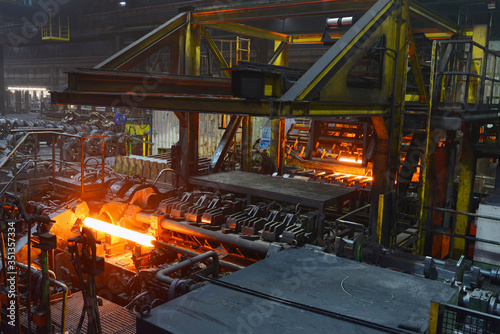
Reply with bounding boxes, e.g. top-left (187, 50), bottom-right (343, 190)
top-left (50, 0), bottom-right (484, 256)
top-left (0, 0), bottom-right (492, 332)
